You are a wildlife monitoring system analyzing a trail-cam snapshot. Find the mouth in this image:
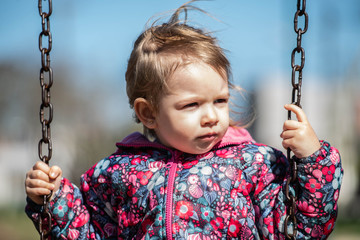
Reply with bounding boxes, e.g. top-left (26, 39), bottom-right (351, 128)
top-left (198, 133), bottom-right (218, 141)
